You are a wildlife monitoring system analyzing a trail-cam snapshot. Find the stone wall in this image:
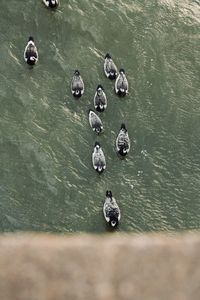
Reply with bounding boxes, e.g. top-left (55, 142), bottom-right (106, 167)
top-left (0, 232), bottom-right (199, 300)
